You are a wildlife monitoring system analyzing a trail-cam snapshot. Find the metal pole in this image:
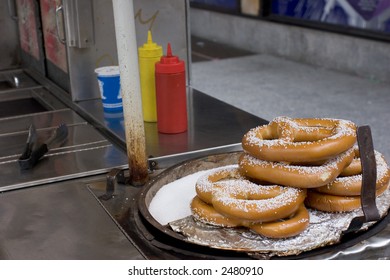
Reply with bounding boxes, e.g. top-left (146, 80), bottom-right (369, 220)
top-left (112, 0), bottom-right (148, 185)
